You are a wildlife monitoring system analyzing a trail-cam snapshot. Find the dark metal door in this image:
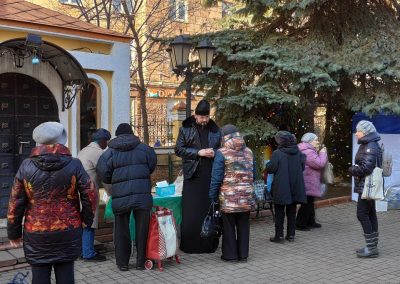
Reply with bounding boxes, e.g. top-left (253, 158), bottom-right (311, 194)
top-left (0, 73), bottom-right (59, 217)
